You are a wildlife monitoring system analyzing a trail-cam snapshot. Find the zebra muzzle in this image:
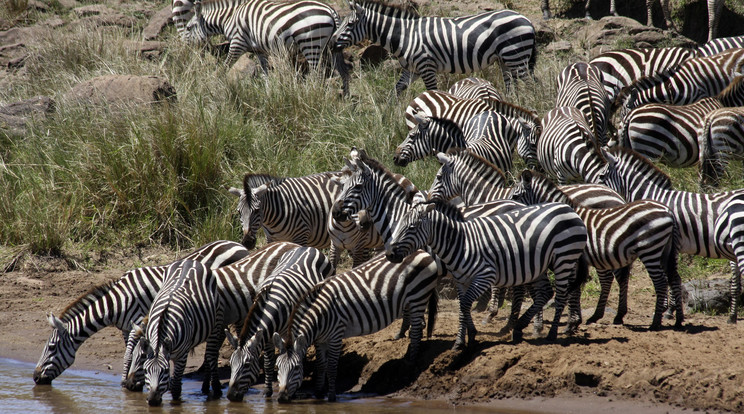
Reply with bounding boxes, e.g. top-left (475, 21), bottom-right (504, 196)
top-left (33, 368), bottom-right (52, 385)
